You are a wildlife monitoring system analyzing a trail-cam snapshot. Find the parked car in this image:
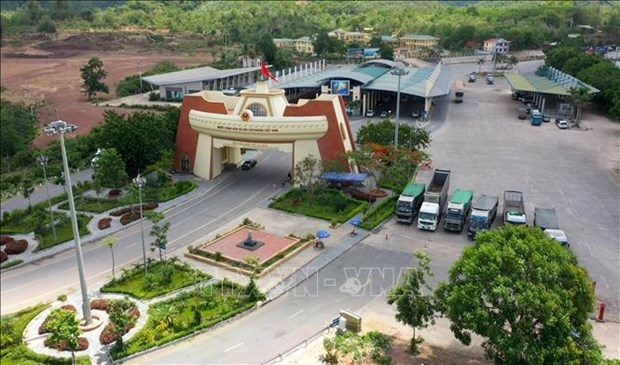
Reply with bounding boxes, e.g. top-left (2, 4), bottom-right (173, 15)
top-left (241, 159), bottom-right (257, 170)
top-left (380, 110), bottom-right (389, 118)
top-left (411, 110), bottom-right (420, 119)
top-left (542, 114), bottom-right (551, 123)
top-left (366, 109), bottom-right (375, 117)
top-left (556, 120), bottom-right (568, 129)
top-left (468, 73), bottom-right (476, 83)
